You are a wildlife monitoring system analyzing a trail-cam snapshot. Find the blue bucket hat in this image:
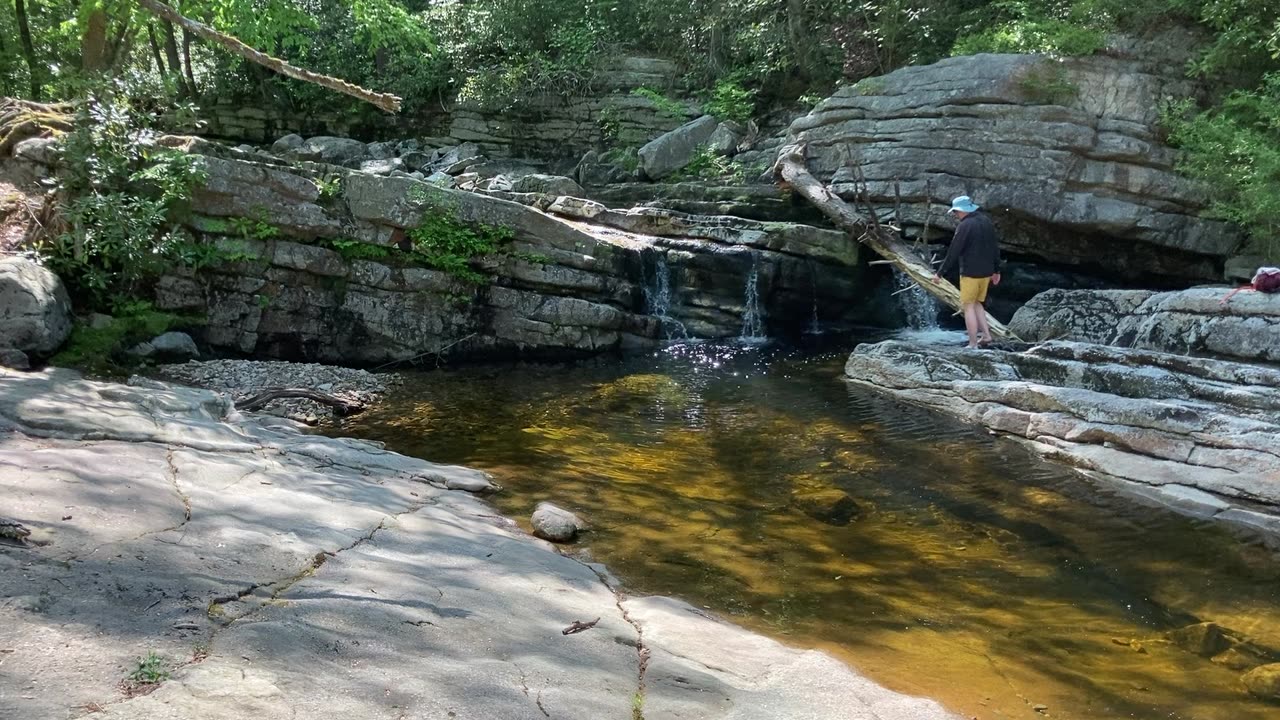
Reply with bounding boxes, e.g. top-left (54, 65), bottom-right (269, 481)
top-left (948, 196), bottom-right (980, 214)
